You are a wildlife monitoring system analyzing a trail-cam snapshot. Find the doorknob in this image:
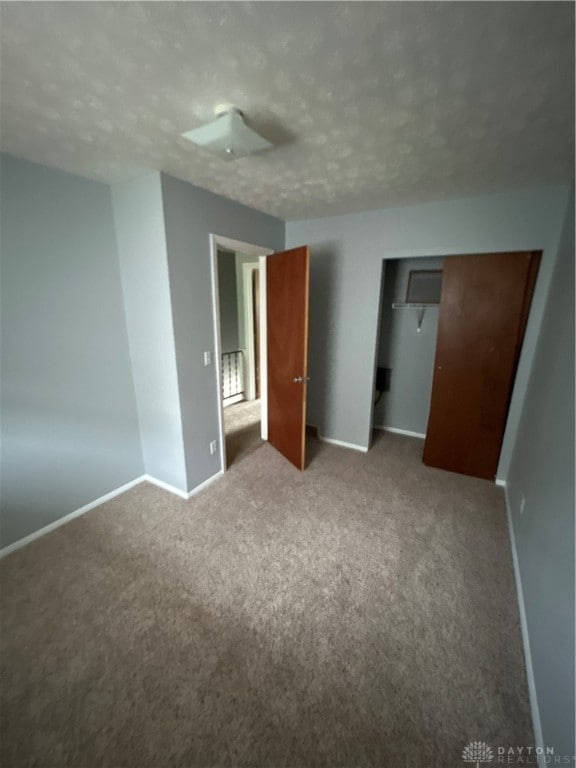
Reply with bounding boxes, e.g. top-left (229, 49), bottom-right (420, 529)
top-left (292, 376), bottom-right (310, 383)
